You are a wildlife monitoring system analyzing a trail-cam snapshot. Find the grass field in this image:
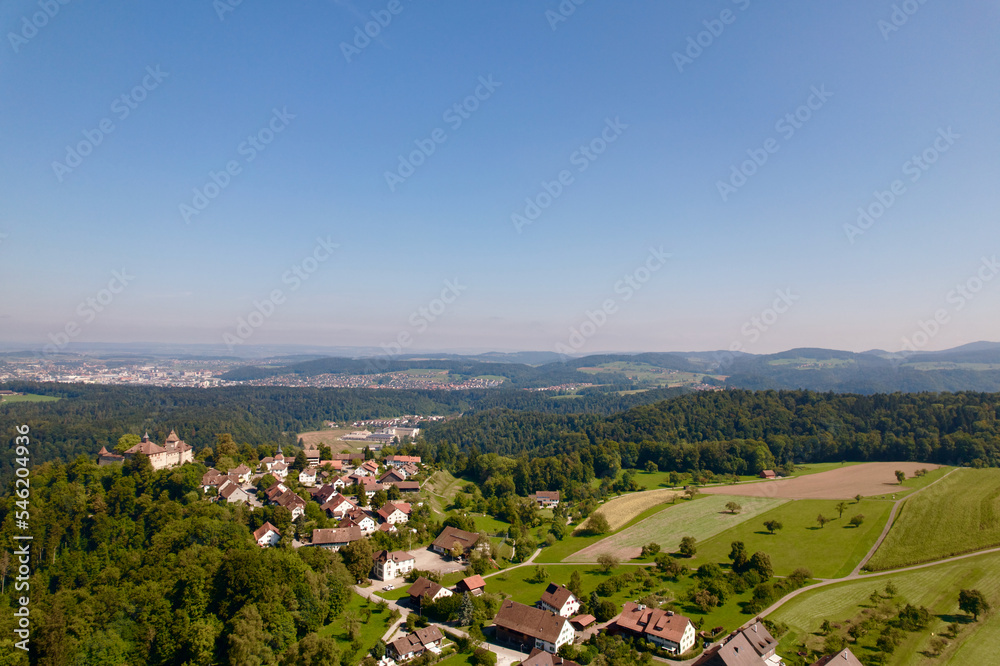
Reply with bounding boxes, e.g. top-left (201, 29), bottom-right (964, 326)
top-left (866, 468), bottom-right (1000, 571)
top-left (534, 502), bottom-right (673, 564)
top-left (566, 495), bottom-right (788, 562)
top-left (0, 393), bottom-right (60, 404)
top-left (690, 499), bottom-right (893, 579)
top-left (423, 470), bottom-right (465, 519)
top-left (317, 592), bottom-right (395, 662)
top-left (769, 551), bottom-right (1000, 665)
